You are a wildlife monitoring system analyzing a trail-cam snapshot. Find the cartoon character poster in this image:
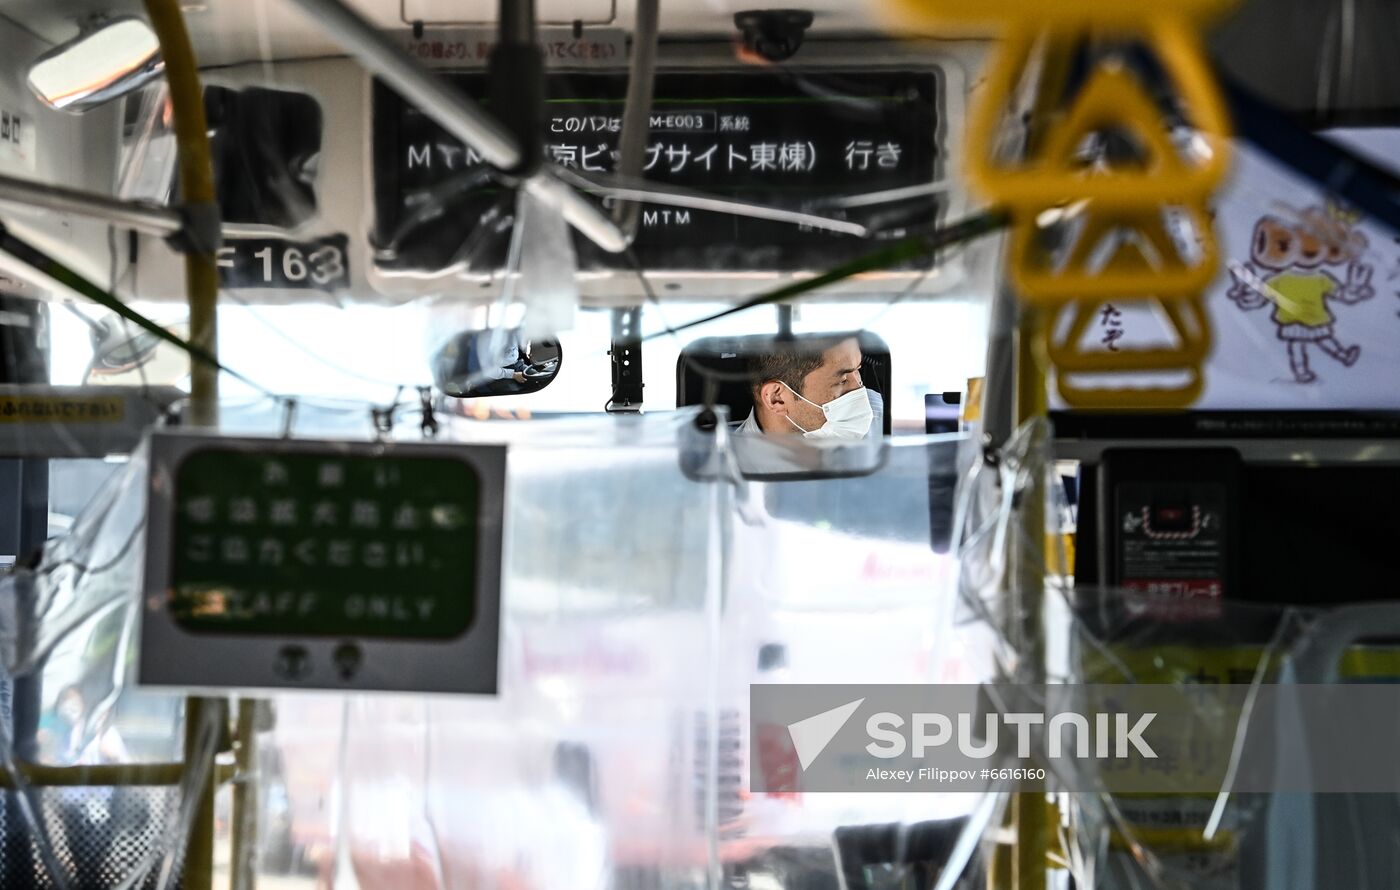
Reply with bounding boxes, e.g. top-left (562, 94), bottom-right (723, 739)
top-left (1226, 204), bottom-right (1375, 383)
top-left (1050, 128), bottom-right (1400, 410)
